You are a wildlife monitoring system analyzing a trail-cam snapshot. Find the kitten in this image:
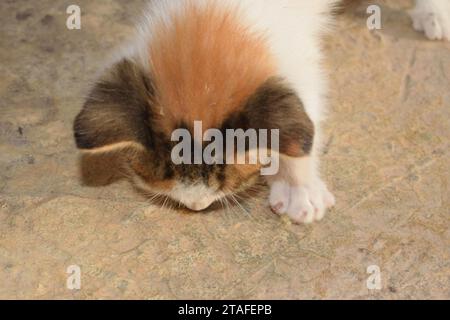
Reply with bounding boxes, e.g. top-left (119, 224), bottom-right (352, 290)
top-left (74, 0), bottom-right (338, 223)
